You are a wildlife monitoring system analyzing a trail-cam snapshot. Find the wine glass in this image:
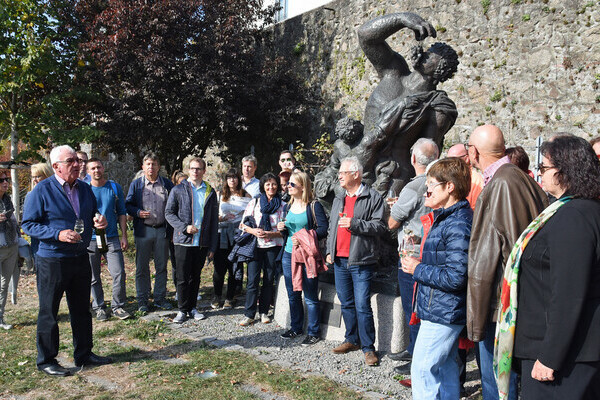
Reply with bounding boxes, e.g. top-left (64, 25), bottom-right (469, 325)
top-left (400, 230), bottom-right (421, 259)
top-left (74, 219), bottom-right (84, 243)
